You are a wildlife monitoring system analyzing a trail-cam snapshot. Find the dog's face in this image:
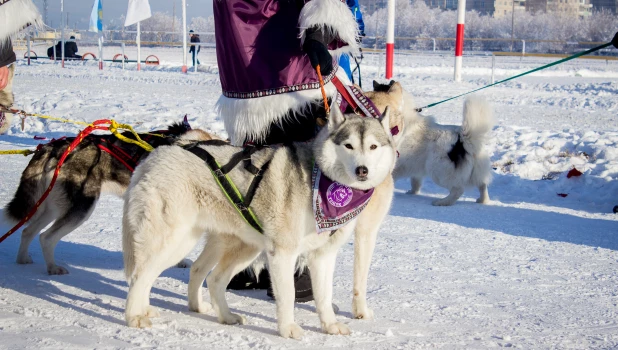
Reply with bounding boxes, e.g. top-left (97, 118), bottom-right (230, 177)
top-left (365, 80), bottom-right (404, 113)
top-left (365, 80), bottom-right (408, 148)
top-left (314, 106), bottom-right (398, 190)
top-left (0, 64), bottom-right (15, 108)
